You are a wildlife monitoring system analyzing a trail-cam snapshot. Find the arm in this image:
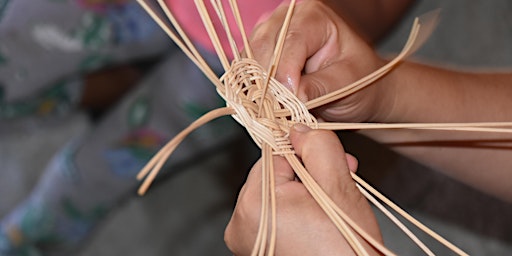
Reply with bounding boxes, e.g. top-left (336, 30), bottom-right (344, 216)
top-left (362, 63), bottom-right (512, 201)
top-left (224, 125), bottom-right (382, 255)
top-left (250, 1), bottom-right (512, 202)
